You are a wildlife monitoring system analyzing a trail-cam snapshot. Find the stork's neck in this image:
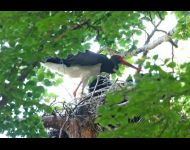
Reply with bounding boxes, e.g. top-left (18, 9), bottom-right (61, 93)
top-left (100, 59), bottom-right (115, 74)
